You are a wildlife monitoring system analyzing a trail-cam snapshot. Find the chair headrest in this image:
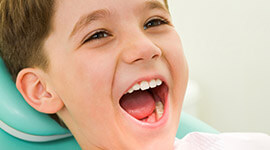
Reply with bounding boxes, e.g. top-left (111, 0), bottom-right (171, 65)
top-left (0, 58), bottom-right (72, 142)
